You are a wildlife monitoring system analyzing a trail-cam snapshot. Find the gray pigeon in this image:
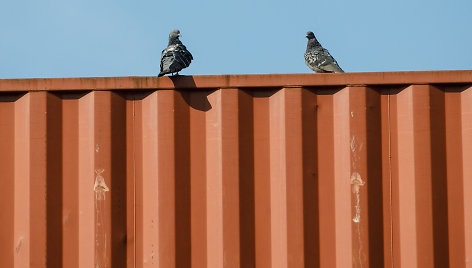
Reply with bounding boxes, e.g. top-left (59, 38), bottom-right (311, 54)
top-left (304, 31), bottom-right (344, 73)
top-left (158, 29), bottom-right (193, 77)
